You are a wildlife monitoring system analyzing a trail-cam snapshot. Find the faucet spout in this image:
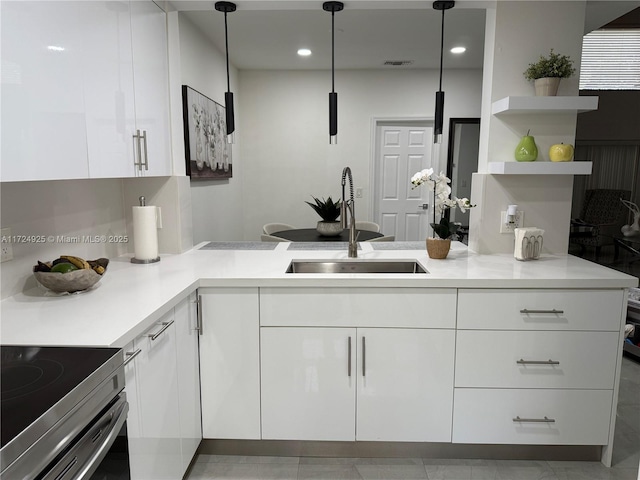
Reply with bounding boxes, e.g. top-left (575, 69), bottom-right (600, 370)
top-left (341, 167), bottom-right (358, 258)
